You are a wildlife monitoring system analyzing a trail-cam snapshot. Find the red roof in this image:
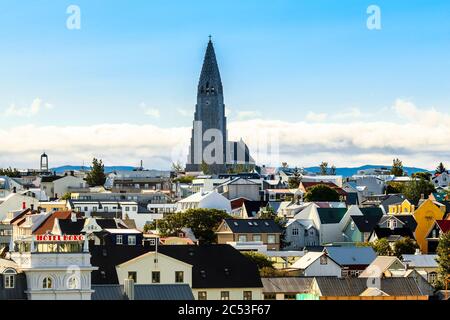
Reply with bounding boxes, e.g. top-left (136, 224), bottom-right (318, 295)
top-left (33, 211), bottom-right (81, 235)
top-left (230, 197), bottom-right (251, 210)
top-left (437, 220), bottom-right (450, 233)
